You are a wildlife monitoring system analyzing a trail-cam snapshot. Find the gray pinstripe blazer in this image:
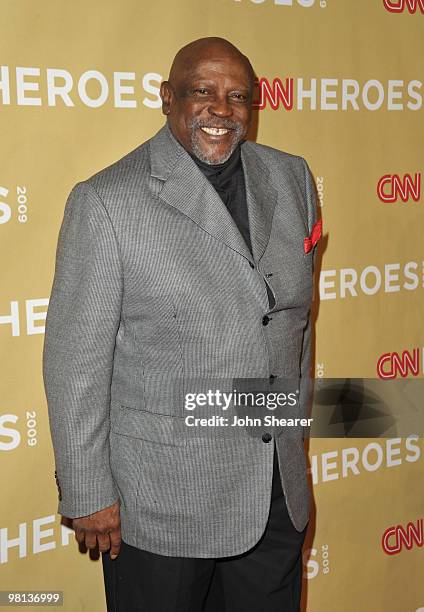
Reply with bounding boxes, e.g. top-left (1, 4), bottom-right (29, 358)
top-left (42, 122), bottom-right (318, 558)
